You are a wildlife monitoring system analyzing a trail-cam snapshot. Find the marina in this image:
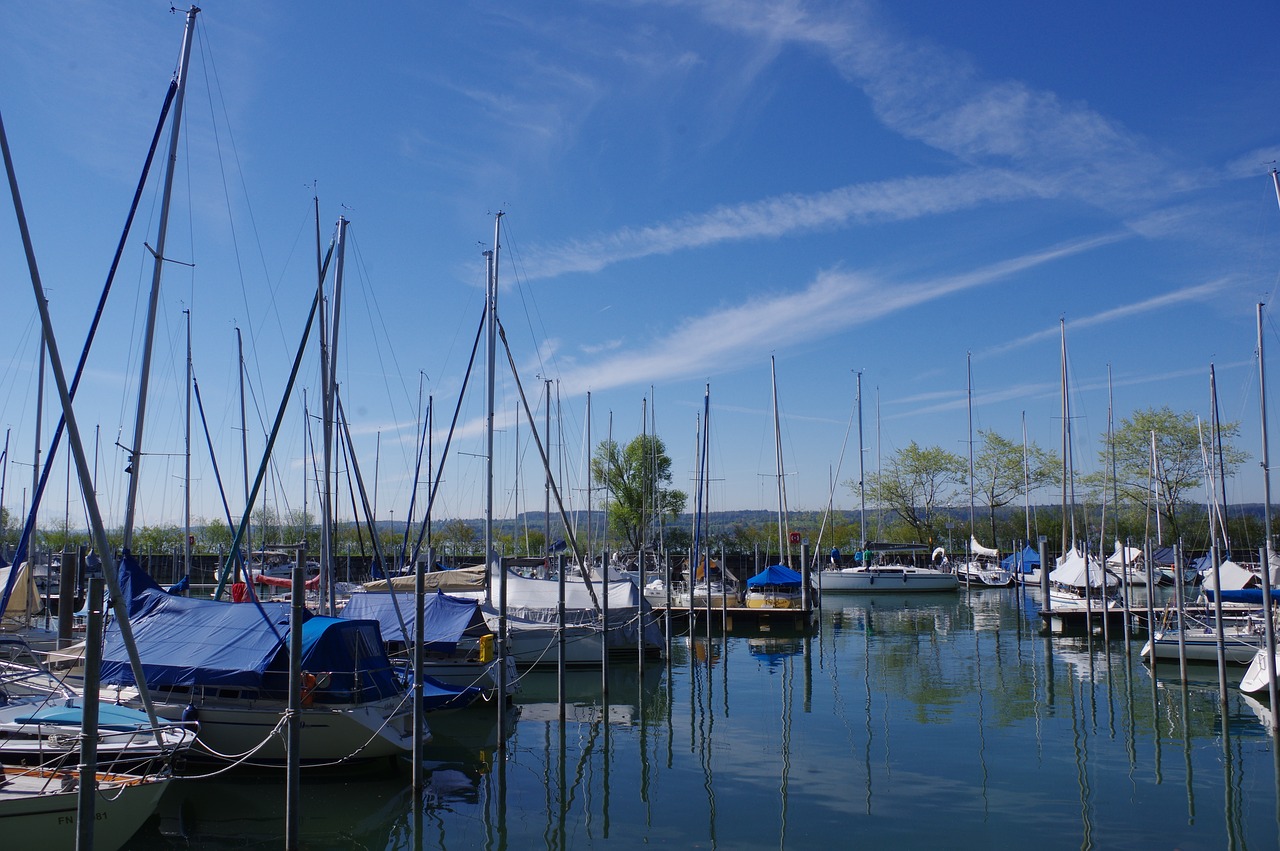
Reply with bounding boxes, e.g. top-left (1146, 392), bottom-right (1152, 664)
top-left (99, 584), bottom-right (1280, 849)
